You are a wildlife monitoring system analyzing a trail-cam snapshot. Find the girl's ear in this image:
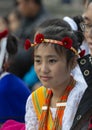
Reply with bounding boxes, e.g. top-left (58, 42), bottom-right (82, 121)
top-left (68, 56), bottom-right (78, 71)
